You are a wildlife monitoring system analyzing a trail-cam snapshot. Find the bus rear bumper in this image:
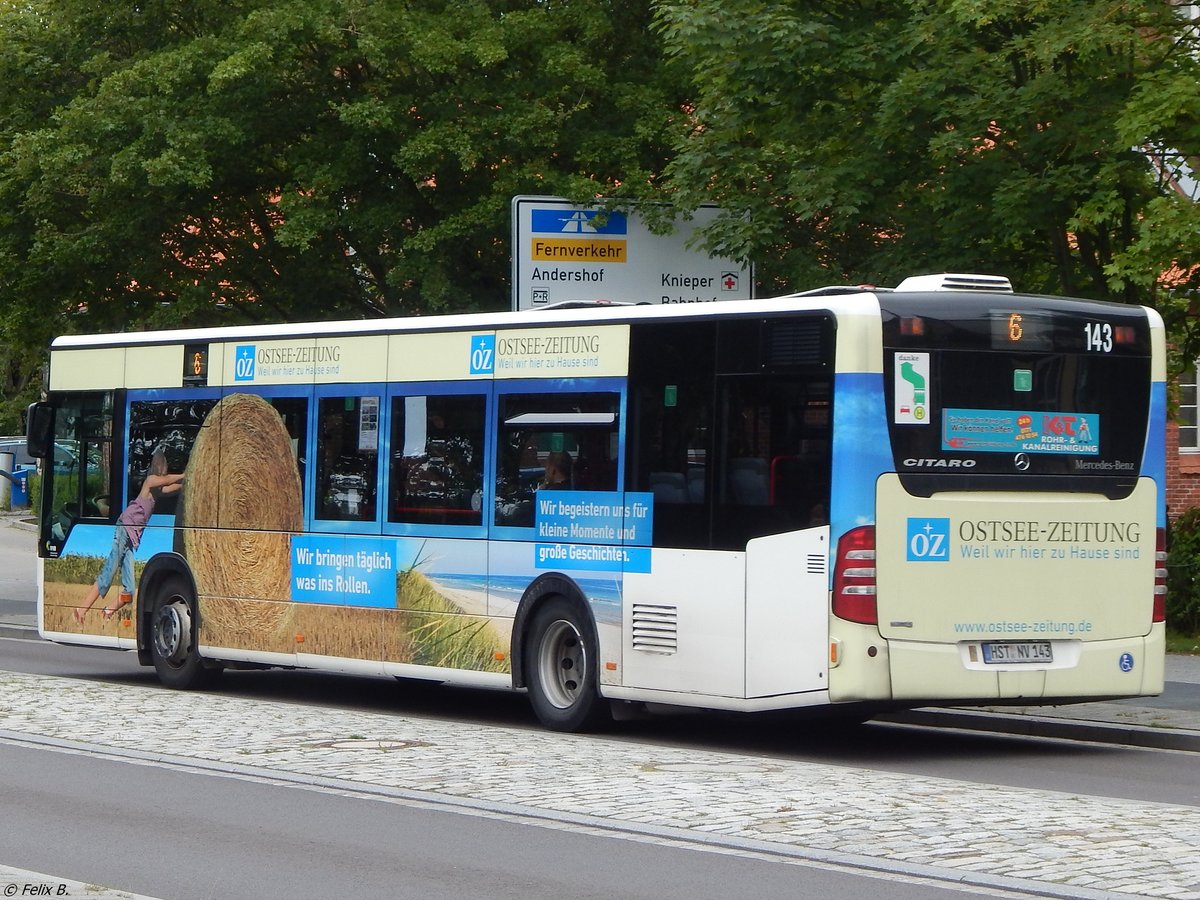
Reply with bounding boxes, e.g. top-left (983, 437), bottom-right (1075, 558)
top-left (886, 623), bottom-right (1166, 702)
